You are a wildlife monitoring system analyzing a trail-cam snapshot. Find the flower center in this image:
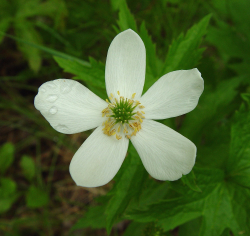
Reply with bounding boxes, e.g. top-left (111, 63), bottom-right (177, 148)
top-left (102, 91), bottom-right (145, 140)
